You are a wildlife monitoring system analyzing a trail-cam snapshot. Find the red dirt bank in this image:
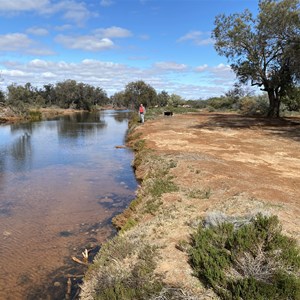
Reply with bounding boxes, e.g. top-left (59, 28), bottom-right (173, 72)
top-left (126, 112), bottom-right (300, 294)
